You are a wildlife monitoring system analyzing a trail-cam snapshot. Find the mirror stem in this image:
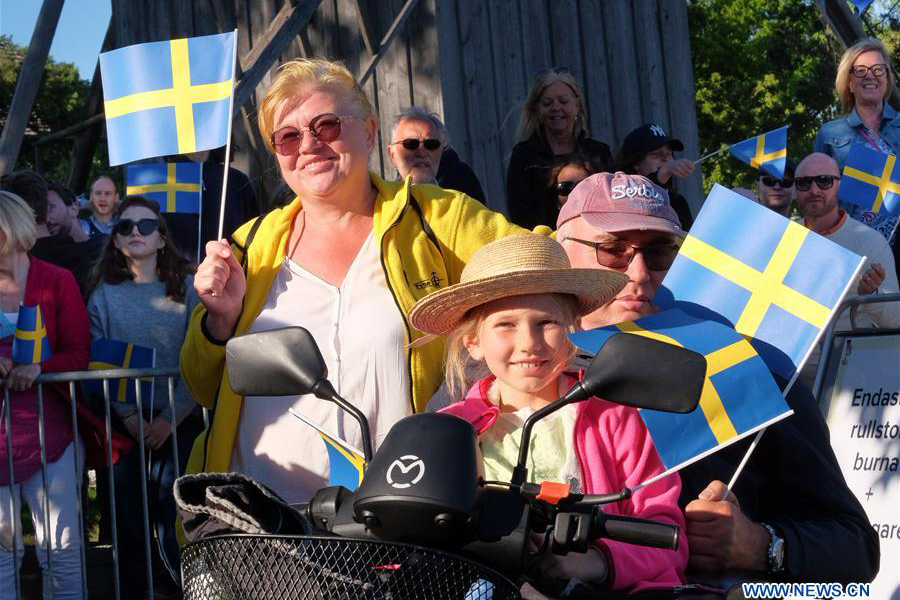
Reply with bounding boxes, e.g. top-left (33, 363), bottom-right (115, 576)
top-left (511, 382), bottom-right (590, 487)
top-left (311, 380), bottom-right (375, 464)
